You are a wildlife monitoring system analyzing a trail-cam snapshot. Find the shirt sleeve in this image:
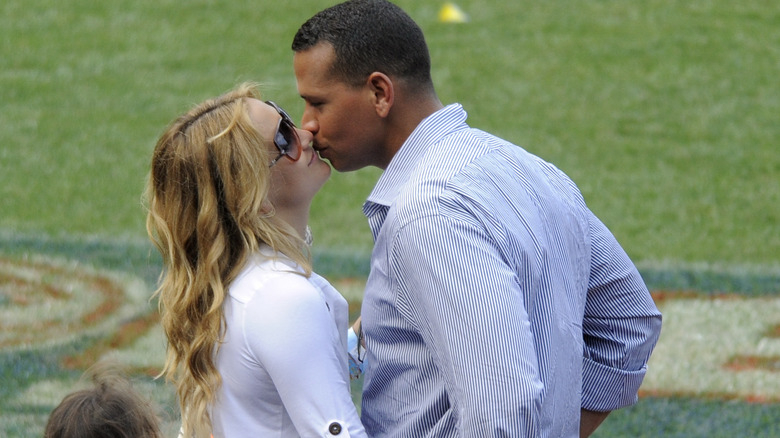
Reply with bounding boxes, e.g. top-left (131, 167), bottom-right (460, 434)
top-left (581, 213), bottom-right (663, 412)
top-left (243, 274), bottom-right (367, 438)
top-left (391, 213), bottom-right (544, 436)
